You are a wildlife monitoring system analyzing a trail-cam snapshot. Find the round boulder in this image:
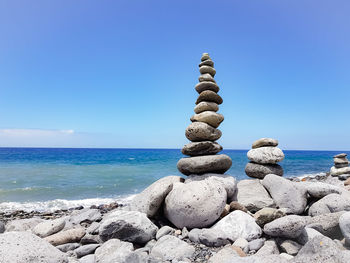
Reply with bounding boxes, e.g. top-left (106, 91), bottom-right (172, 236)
top-left (195, 81), bottom-right (219, 93)
top-left (245, 162), bottom-right (283, 179)
top-left (247, 147), bottom-right (284, 164)
top-left (190, 111), bottom-right (224, 128)
top-left (182, 141), bottom-right (222, 156)
top-left (196, 90), bottom-right (223, 105)
top-left (185, 122), bottom-right (221, 142)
